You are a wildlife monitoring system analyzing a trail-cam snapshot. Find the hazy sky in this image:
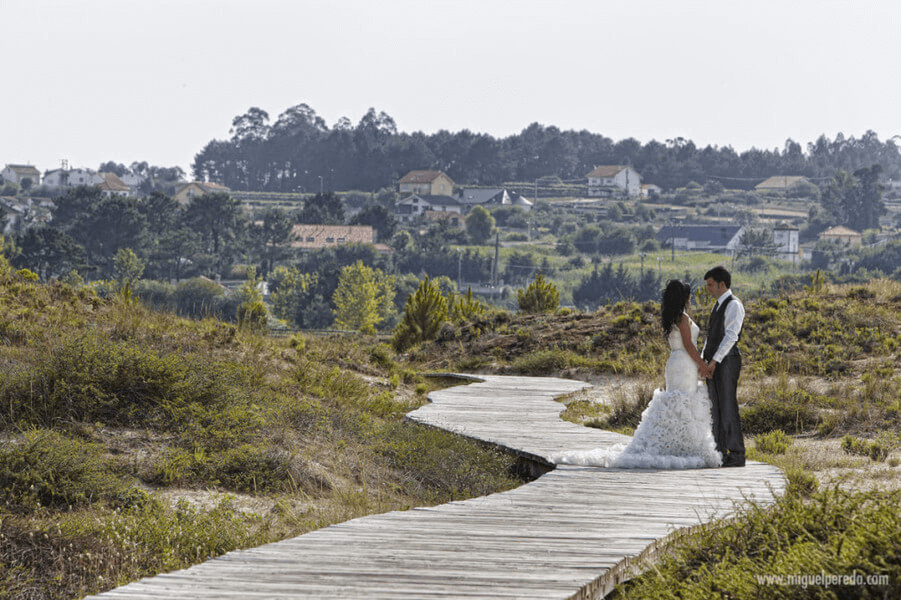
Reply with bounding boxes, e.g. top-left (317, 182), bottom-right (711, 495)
top-left (3, 0), bottom-right (900, 177)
